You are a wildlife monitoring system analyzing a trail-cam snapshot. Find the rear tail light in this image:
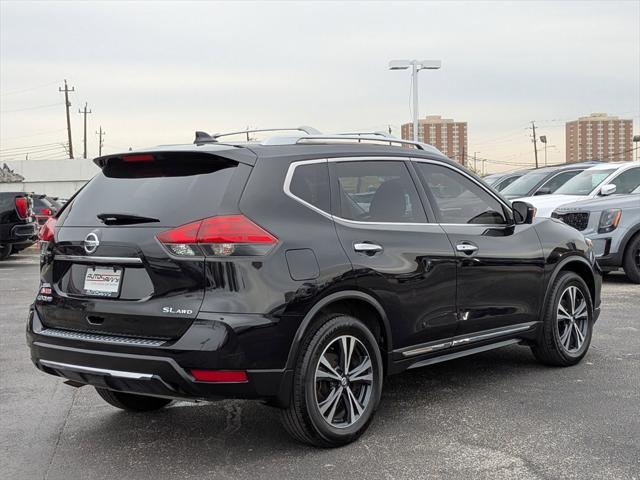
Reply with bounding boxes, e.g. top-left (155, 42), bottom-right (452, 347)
top-left (15, 196), bottom-right (29, 219)
top-left (40, 208), bottom-right (53, 216)
top-left (39, 217), bottom-right (57, 242)
top-left (156, 215), bottom-right (277, 257)
top-left (190, 369), bottom-right (248, 383)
